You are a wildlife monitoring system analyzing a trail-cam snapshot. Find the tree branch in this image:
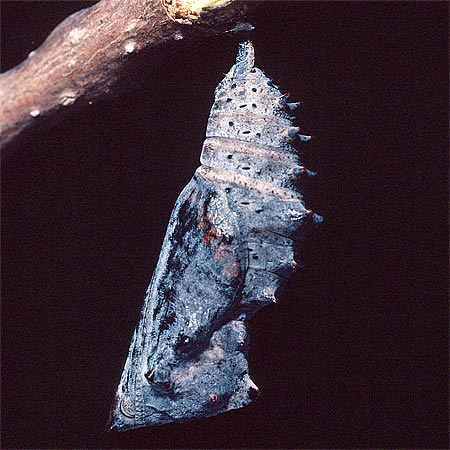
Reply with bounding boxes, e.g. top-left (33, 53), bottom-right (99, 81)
top-left (0, 0), bottom-right (248, 150)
